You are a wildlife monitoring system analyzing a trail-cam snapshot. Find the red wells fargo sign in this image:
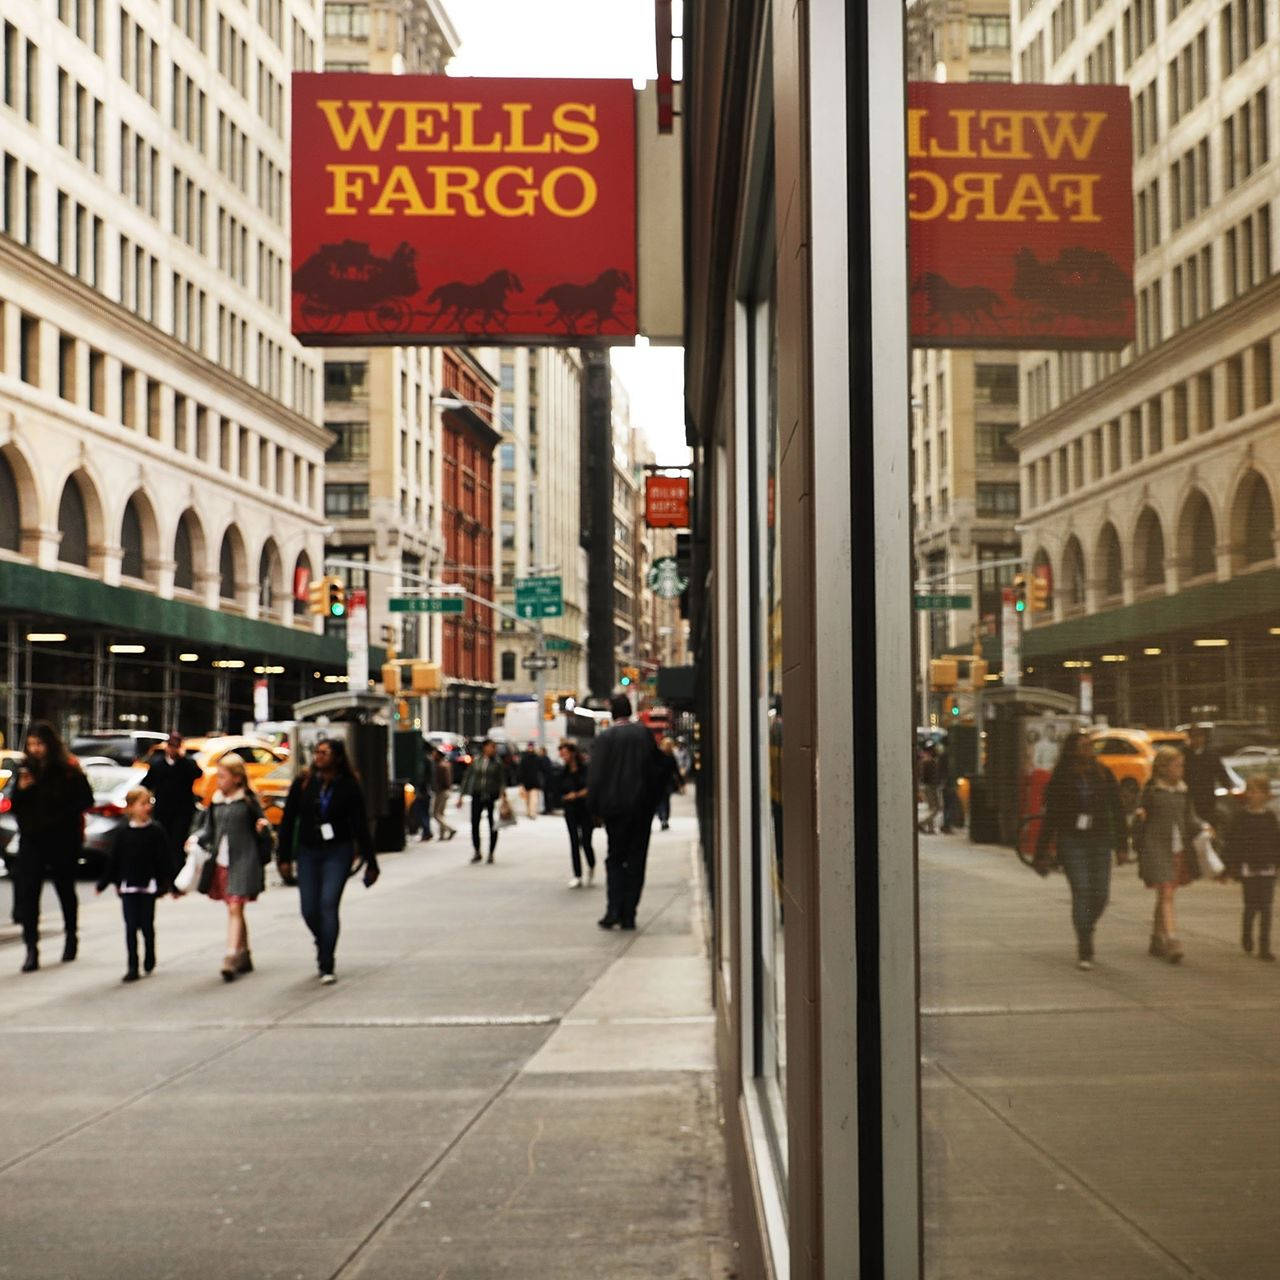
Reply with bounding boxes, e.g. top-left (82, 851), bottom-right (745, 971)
top-left (908, 83), bottom-right (1134, 350)
top-left (291, 75), bottom-right (637, 345)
